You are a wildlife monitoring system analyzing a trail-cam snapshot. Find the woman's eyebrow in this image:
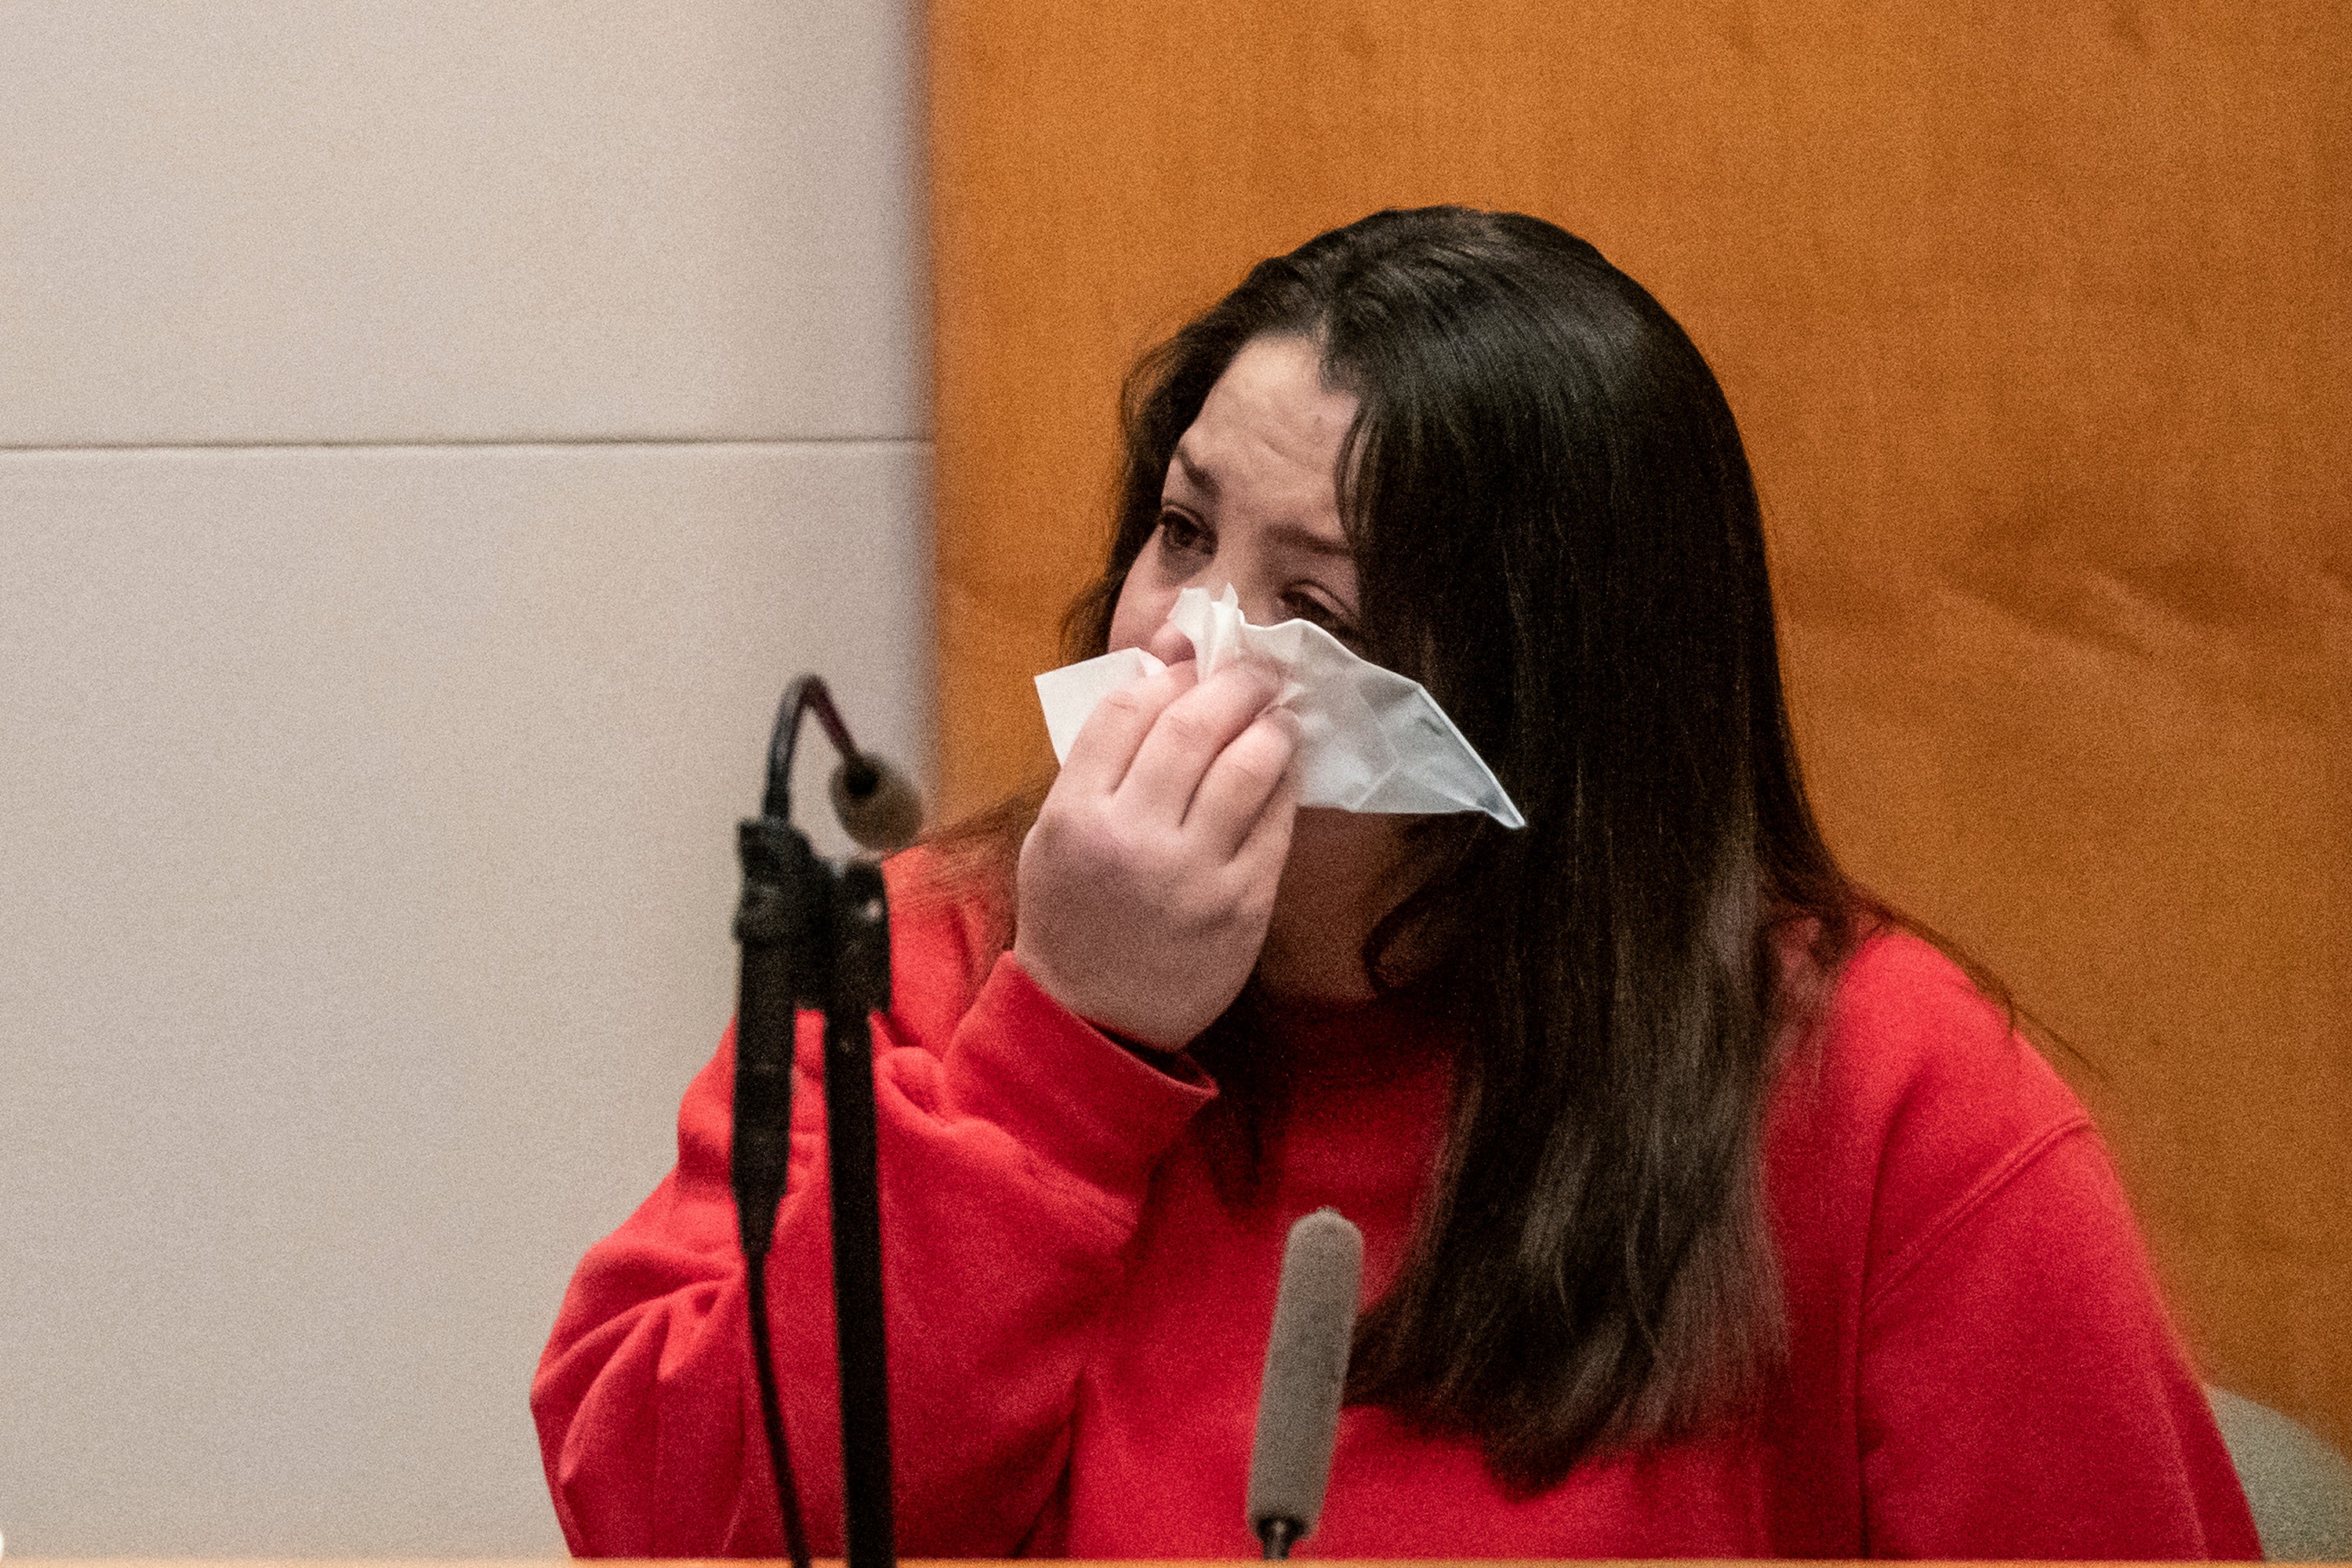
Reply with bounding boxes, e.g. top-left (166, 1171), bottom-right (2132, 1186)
top-left (1265, 521), bottom-right (1353, 560)
top-left (1171, 446), bottom-right (1218, 498)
